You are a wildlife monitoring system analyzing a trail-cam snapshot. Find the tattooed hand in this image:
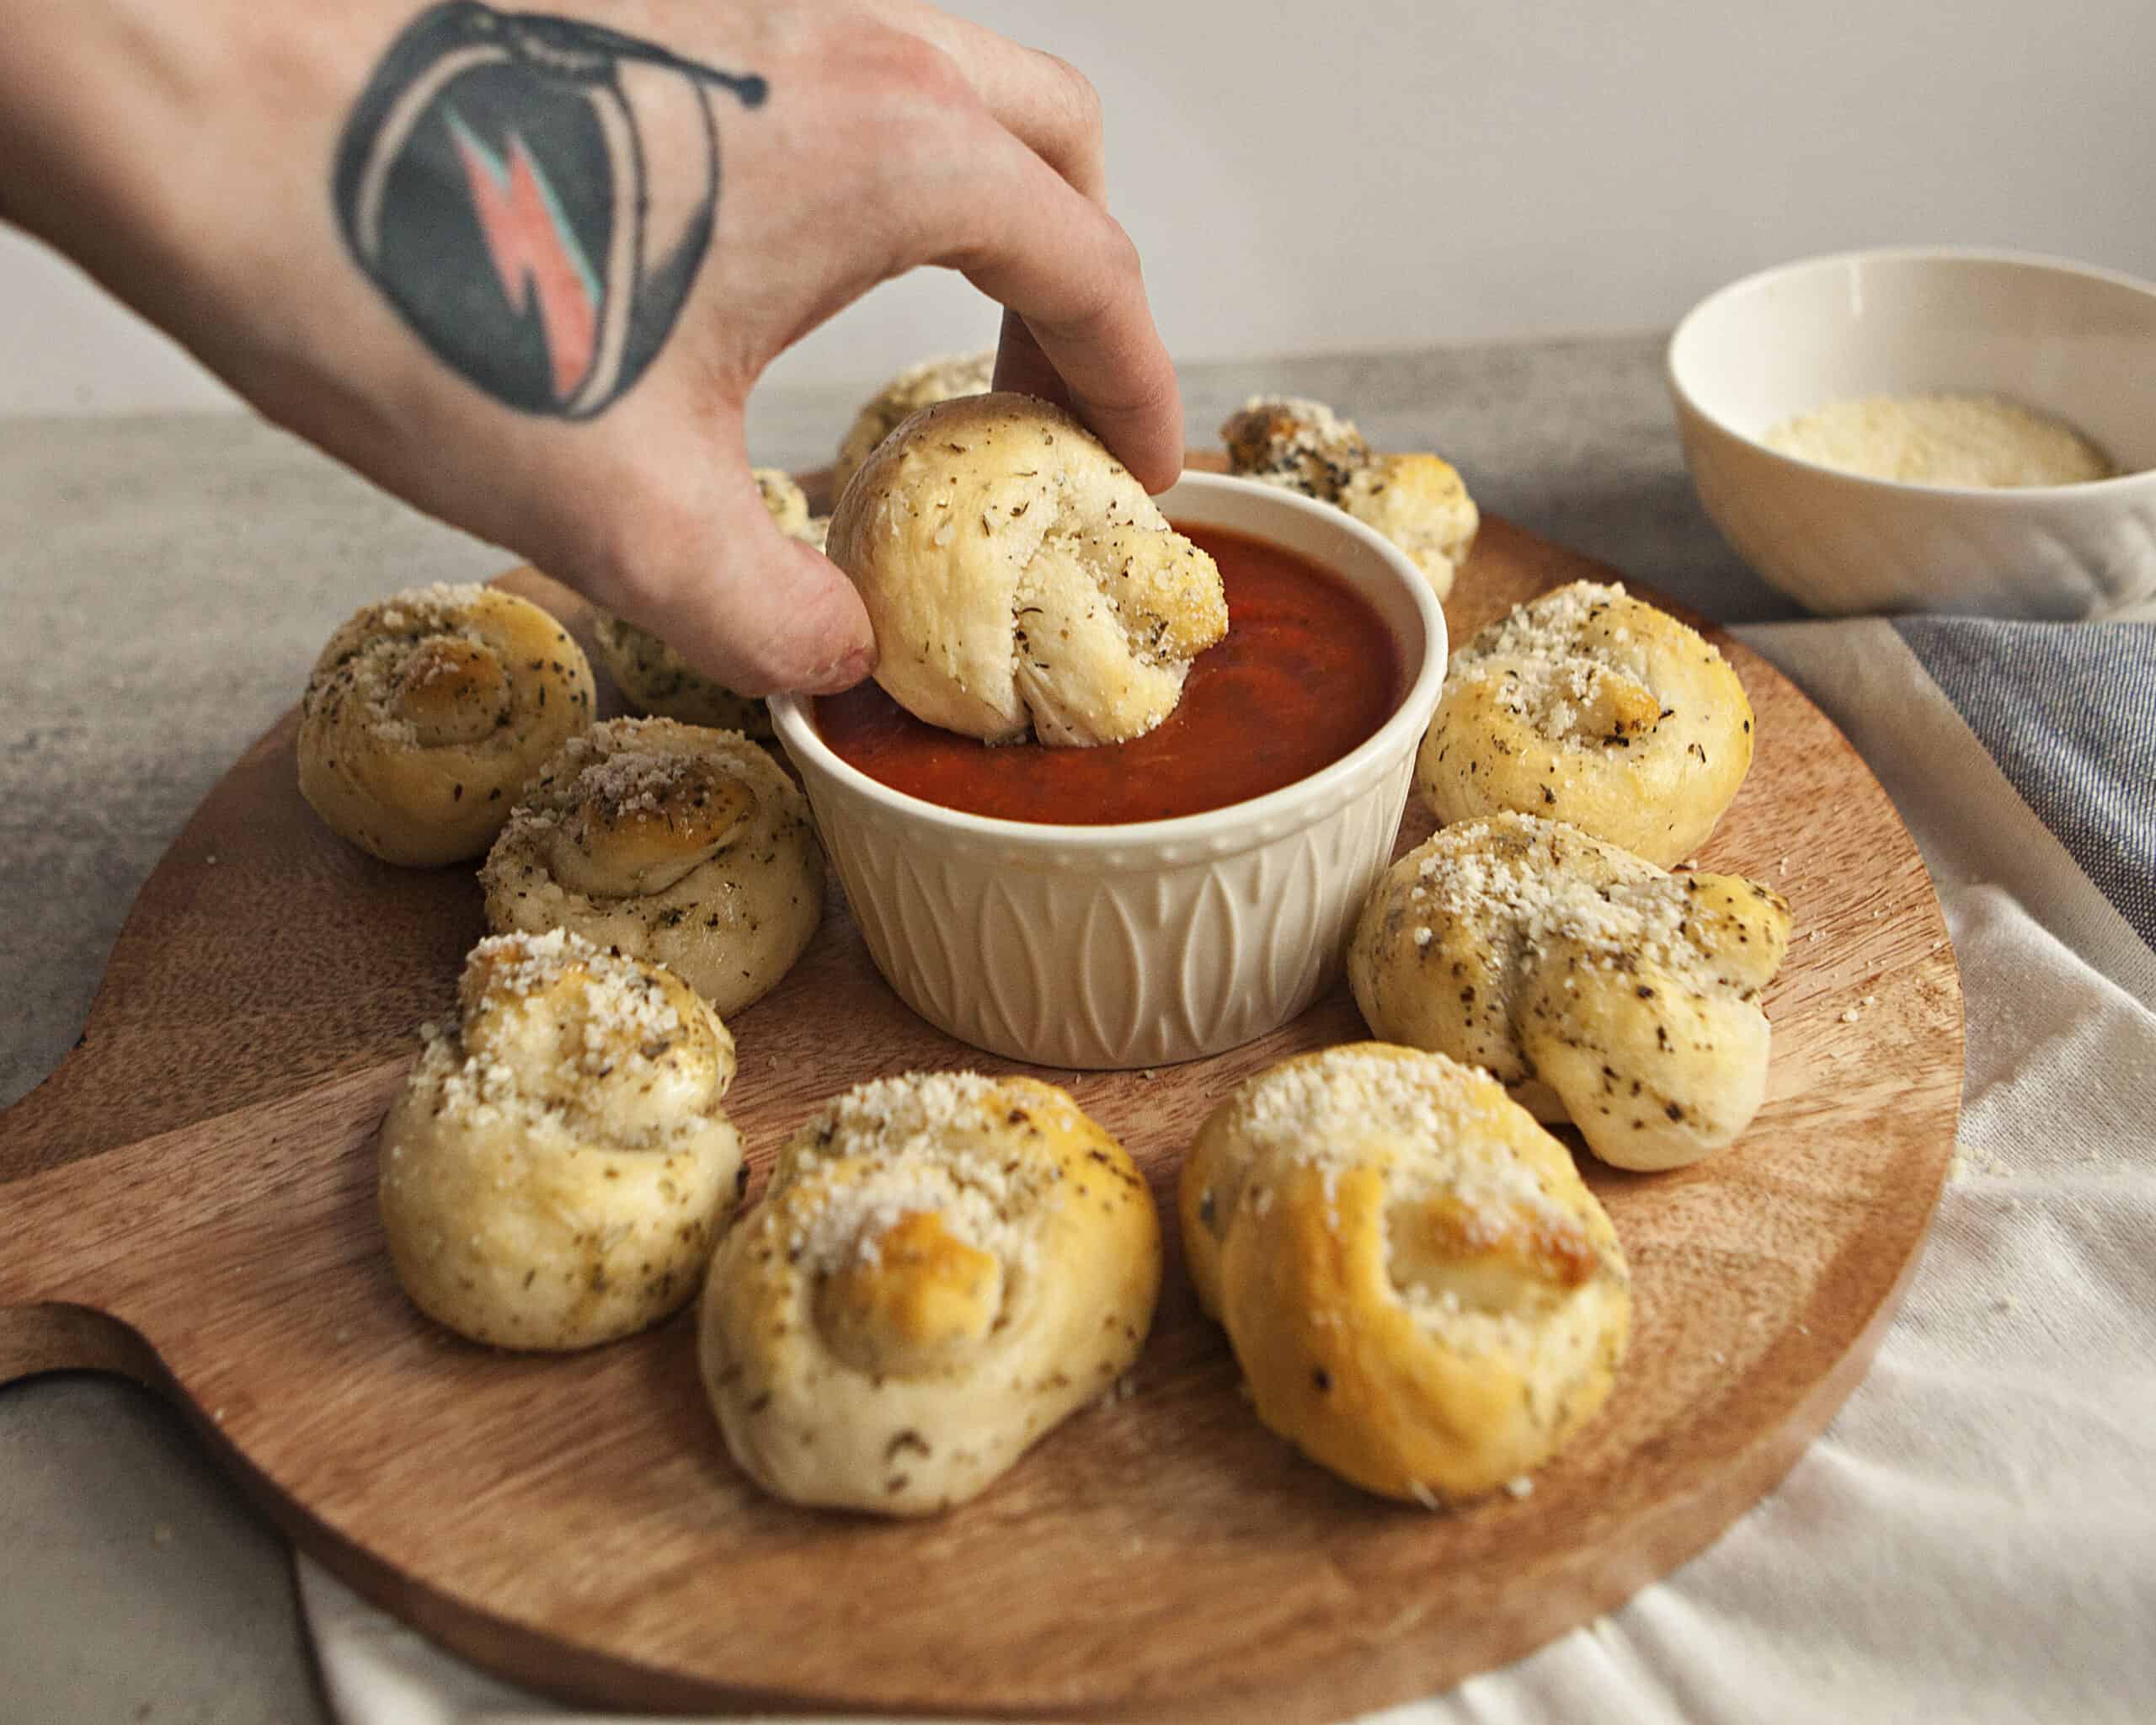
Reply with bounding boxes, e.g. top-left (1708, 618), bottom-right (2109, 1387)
top-left (0, 1), bottom-right (1182, 693)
